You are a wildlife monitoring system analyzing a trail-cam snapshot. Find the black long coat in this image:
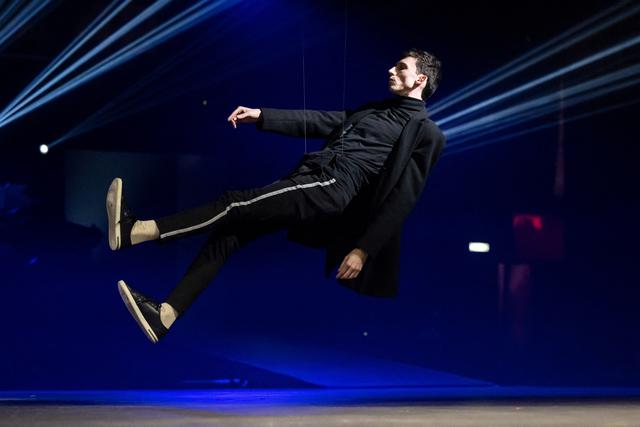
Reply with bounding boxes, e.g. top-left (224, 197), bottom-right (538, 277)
top-left (258, 101), bottom-right (446, 297)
